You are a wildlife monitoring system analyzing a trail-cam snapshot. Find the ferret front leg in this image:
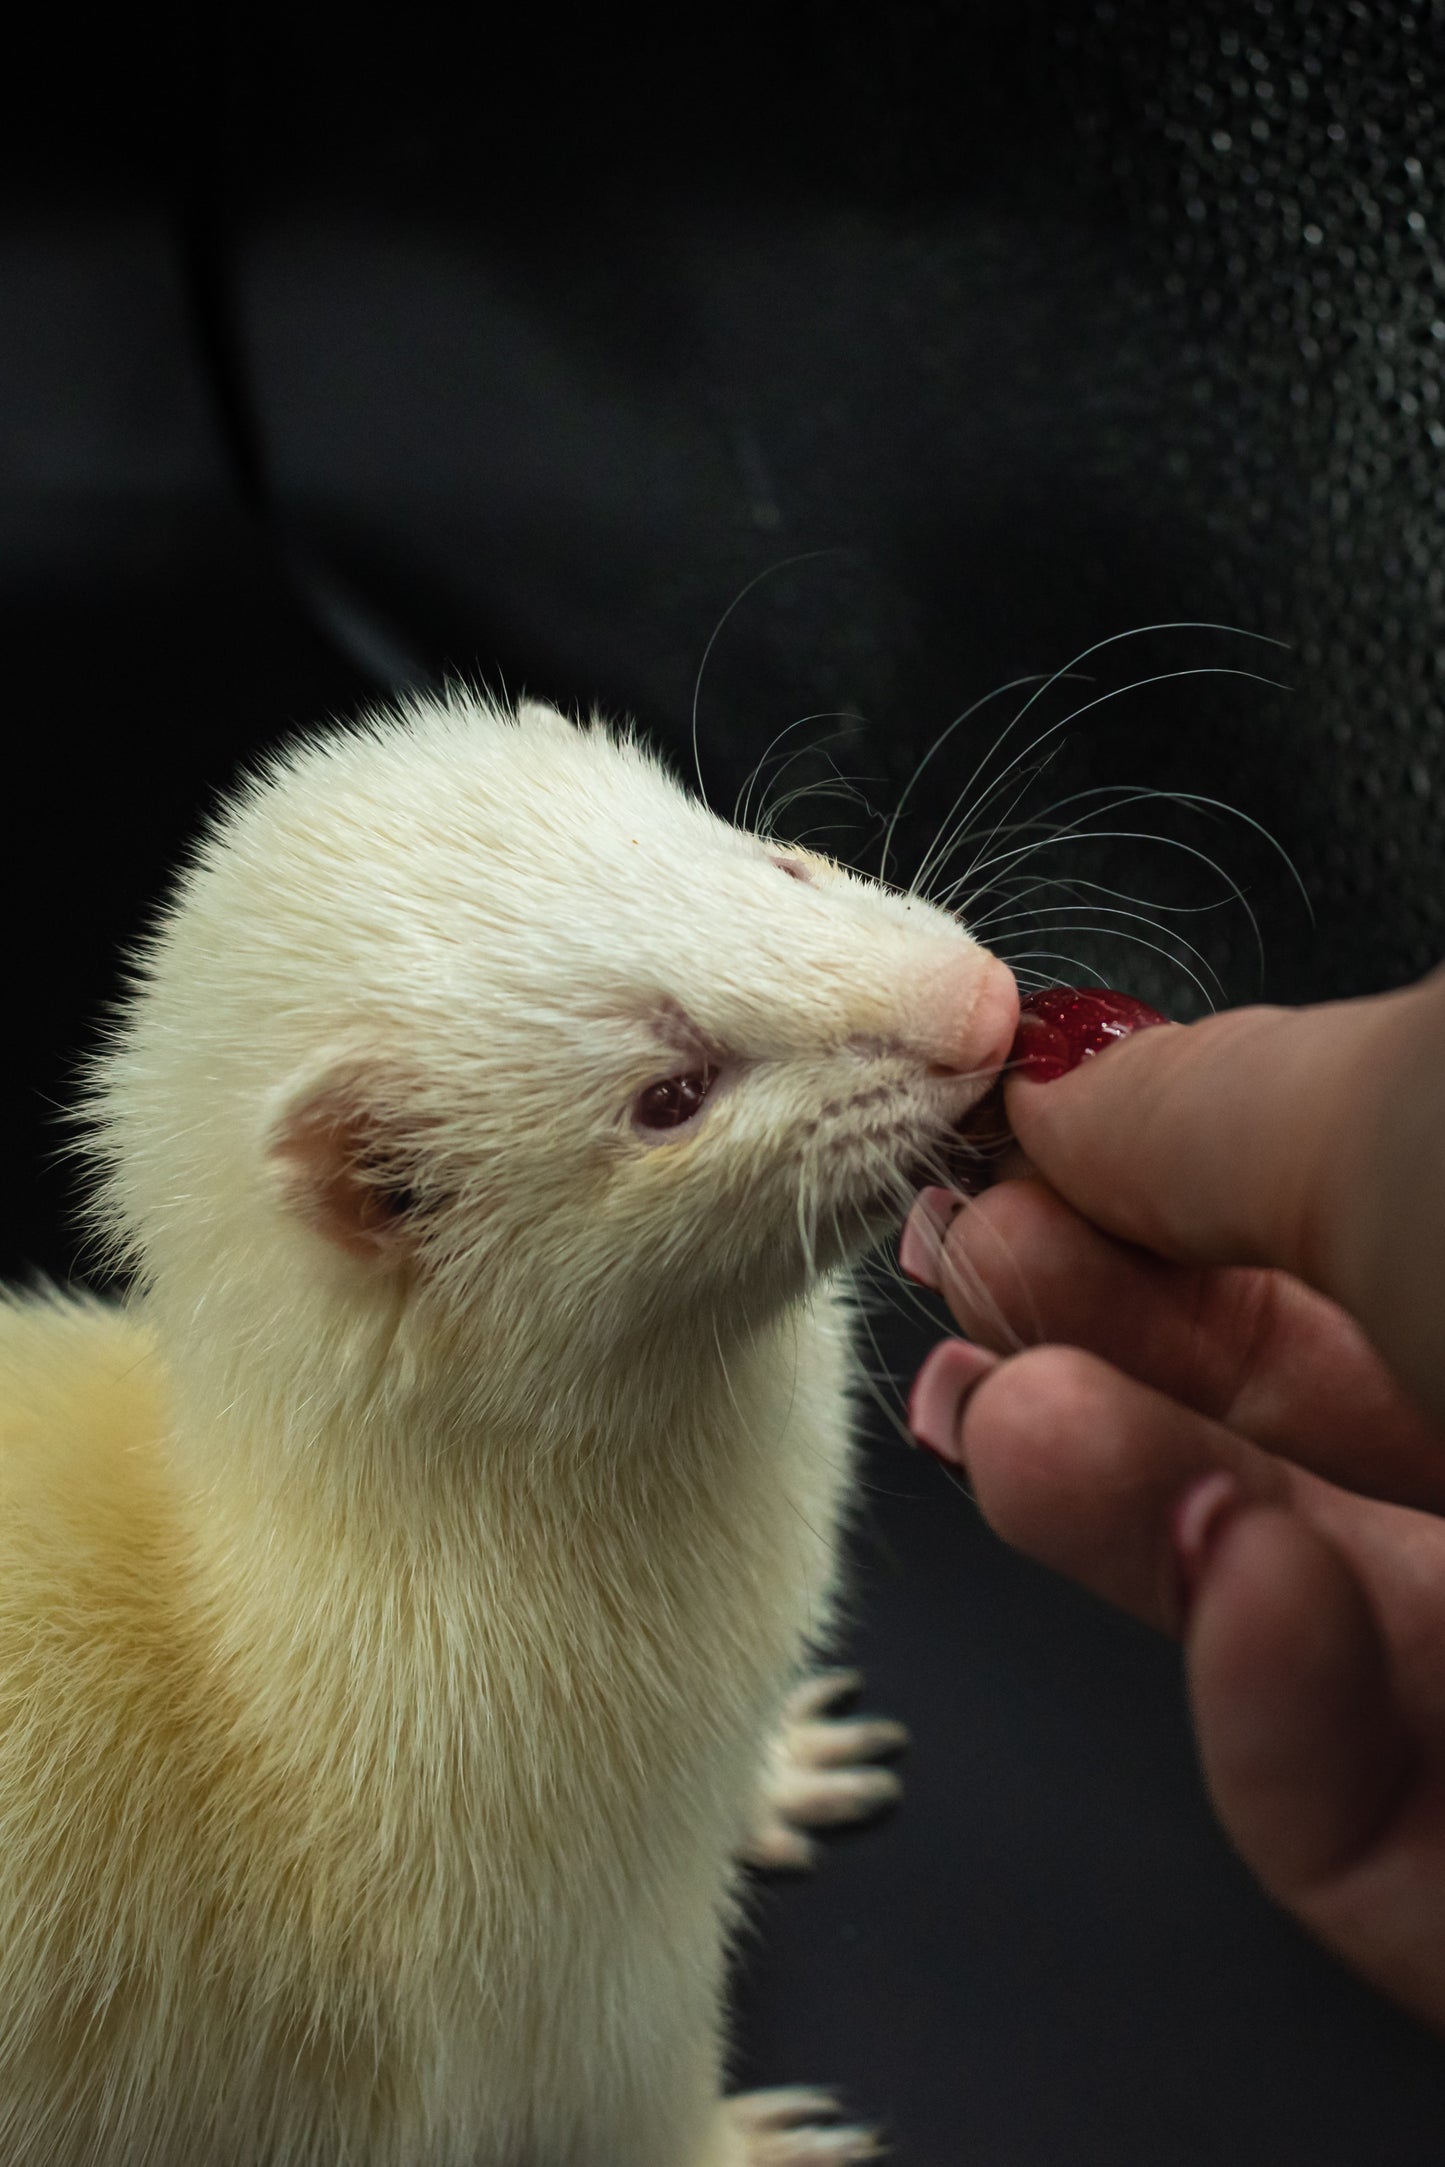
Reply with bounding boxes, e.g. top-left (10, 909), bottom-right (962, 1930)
top-left (741, 1670), bottom-right (907, 1873)
top-left (700, 2089), bottom-right (883, 2164)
